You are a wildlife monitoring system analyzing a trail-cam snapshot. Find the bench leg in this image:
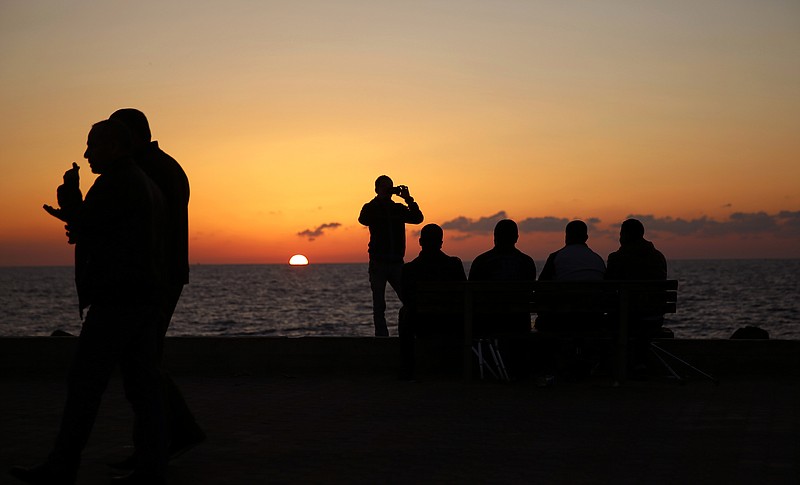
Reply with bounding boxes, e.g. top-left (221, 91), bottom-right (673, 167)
top-left (471, 339), bottom-right (510, 382)
top-left (487, 339), bottom-right (510, 381)
top-left (472, 340), bottom-right (501, 380)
